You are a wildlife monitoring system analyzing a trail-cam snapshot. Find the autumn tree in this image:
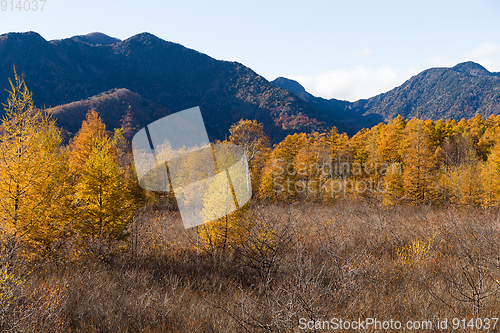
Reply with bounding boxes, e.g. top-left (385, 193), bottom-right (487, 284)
top-left (229, 119), bottom-right (270, 191)
top-left (481, 141), bottom-right (500, 207)
top-left (377, 115), bottom-right (406, 164)
top-left (428, 119), bottom-right (454, 148)
top-left (469, 113), bottom-right (486, 147)
top-left (382, 162), bottom-right (404, 205)
top-left (0, 70), bottom-right (69, 255)
top-left (198, 143), bottom-right (251, 251)
top-left (438, 133), bottom-right (482, 205)
top-left (477, 114), bottom-right (500, 161)
top-left (401, 119), bottom-right (438, 203)
top-left (258, 133), bottom-right (307, 201)
top-left (70, 110), bottom-right (135, 242)
top-left (229, 119), bottom-right (269, 164)
top-left (69, 109), bottom-right (107, 172)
